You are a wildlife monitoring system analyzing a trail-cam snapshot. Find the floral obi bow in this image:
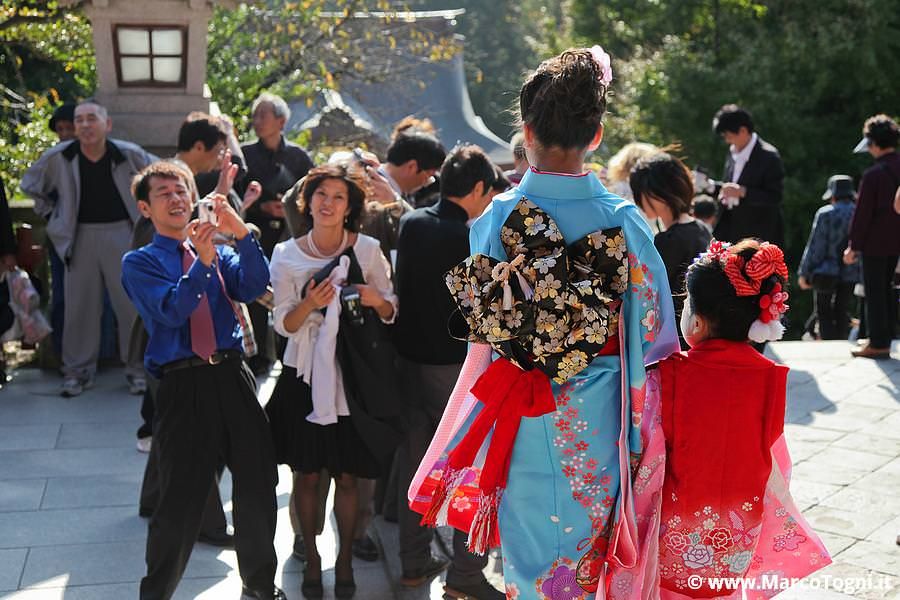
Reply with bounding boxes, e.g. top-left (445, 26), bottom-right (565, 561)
top-left (423, 198), bottom-right (629, 554)
top-left (445, 197), bottom-right (628, 384)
